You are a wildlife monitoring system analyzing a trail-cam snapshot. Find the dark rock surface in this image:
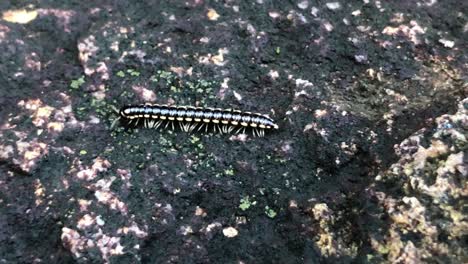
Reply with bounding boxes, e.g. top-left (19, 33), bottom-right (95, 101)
top-left (0, 1), bottom-right (466, 263)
